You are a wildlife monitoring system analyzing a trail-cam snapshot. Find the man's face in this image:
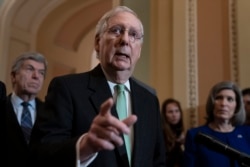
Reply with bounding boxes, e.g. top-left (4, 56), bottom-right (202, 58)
top-left (95, 11), bottom-right (143, 76)
top-left (12, 59), bottom-right (45, 96)
top-left (243, 94), bottom-right (250, 119)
